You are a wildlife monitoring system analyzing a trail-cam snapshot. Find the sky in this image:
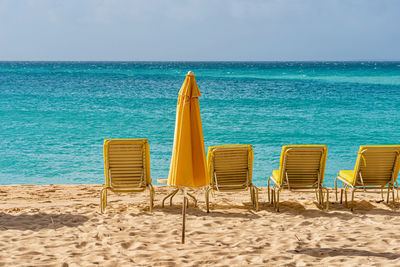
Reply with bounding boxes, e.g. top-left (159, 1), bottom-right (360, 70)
top-left (0, 0), bottom-right (399, 61)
